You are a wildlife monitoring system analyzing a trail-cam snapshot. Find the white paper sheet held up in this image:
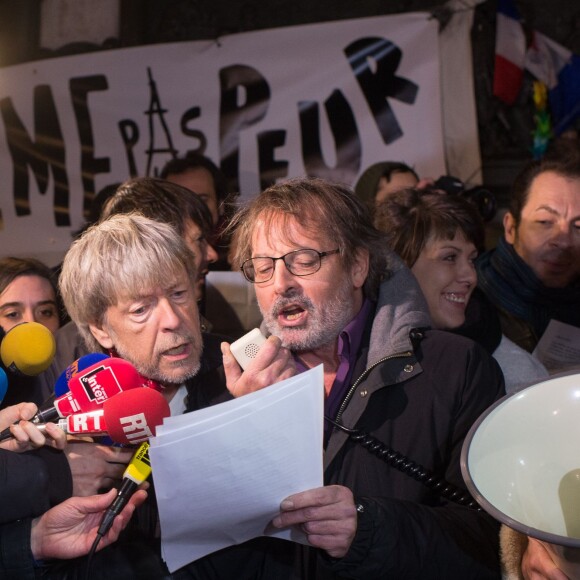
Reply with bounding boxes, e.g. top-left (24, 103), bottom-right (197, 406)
top-left (149, 365), bottom-right (324, 573)
top-left (533, 319), bottom-right (580, 374)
